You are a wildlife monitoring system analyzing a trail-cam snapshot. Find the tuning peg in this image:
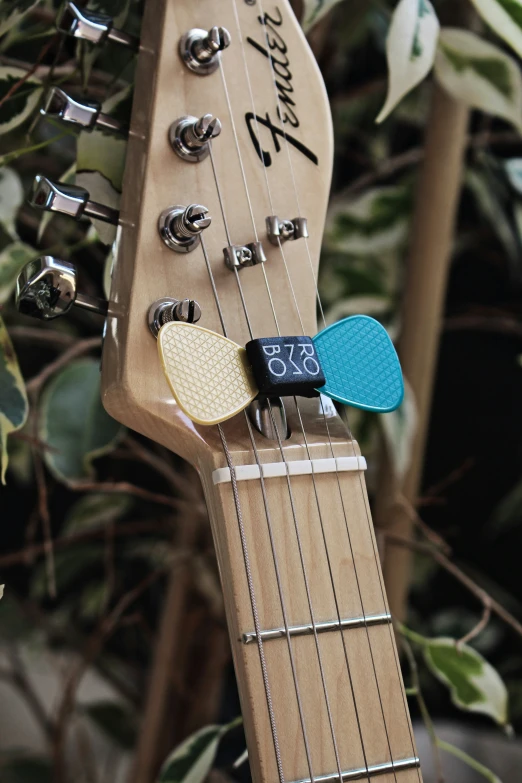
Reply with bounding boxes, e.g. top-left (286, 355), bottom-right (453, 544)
top-left (28, 175), bottom-right (119, 225)
top-left (41, 87), bottom-right (126, 134)
top-left (180, 26), bottom-right (231, 75)
top-left (57, 1), bottom-right (139, 50)
top-left (16, 257), bottom-right (108, 321)
top-left (169, 114), bottom-right (222, 162)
